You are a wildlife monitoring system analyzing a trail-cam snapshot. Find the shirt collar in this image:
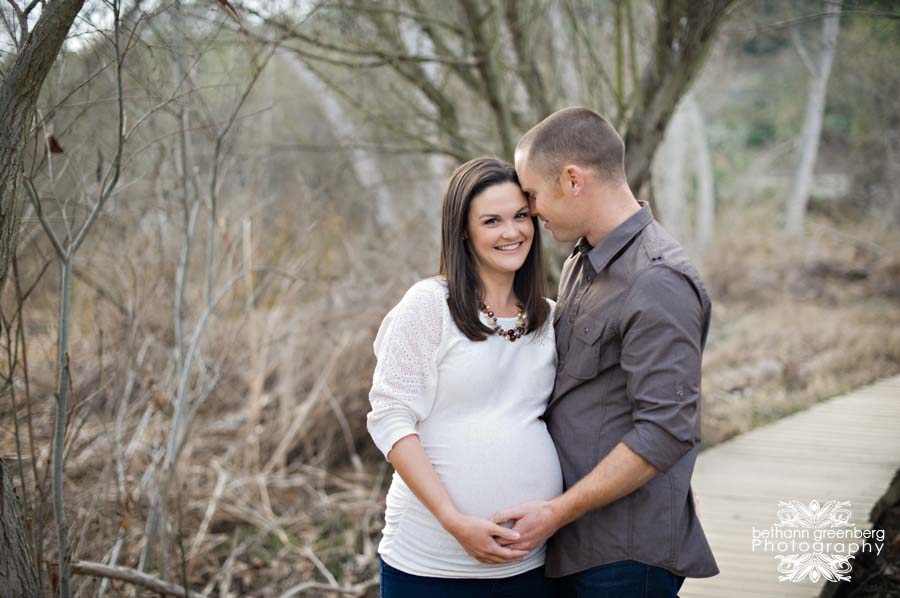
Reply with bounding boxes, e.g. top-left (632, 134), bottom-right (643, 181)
top-left (577, 201), bottom-right (653, 273)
